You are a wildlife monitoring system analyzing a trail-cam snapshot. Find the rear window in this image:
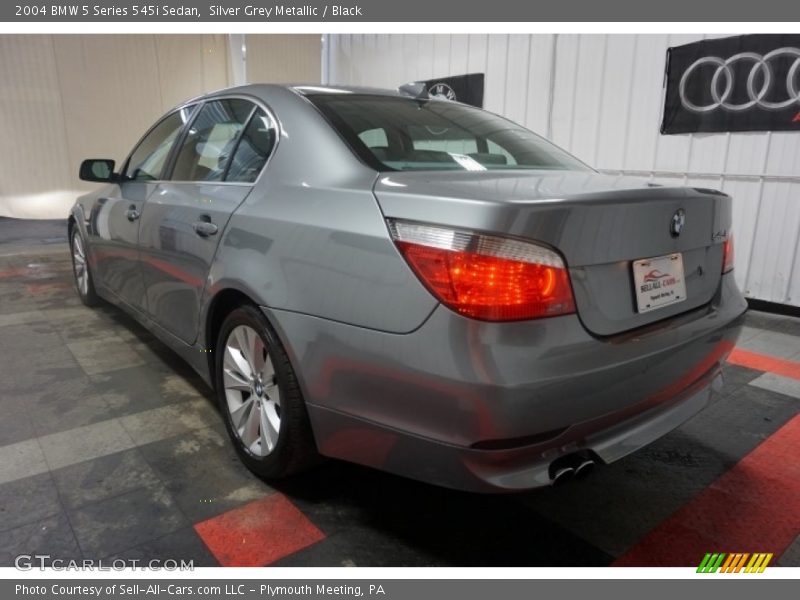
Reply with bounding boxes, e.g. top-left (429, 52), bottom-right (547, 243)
top-left (308, 94), bottom-right (590, 173)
